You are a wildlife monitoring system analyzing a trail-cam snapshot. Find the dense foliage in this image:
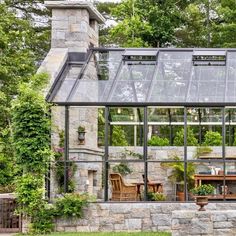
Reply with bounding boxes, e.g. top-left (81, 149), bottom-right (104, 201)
top-left (54, 193), bottom-right (91, 218)
top-left (203, 131), bottom-right (222, 146)
top-left (108, 0), bottom-right (183, 47)
top-left (173, 128), bottom-right (198, 146)
top-left (12, 73), bottom-right (51, 174)
top-left (190, 184), bottom-right (215, 196)
top-left (99, 0), bottom-right (236, 48)
top-left (12, 73), bottom-right (52, 233)
top-left (148, 136), bottom-right (169, 146)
